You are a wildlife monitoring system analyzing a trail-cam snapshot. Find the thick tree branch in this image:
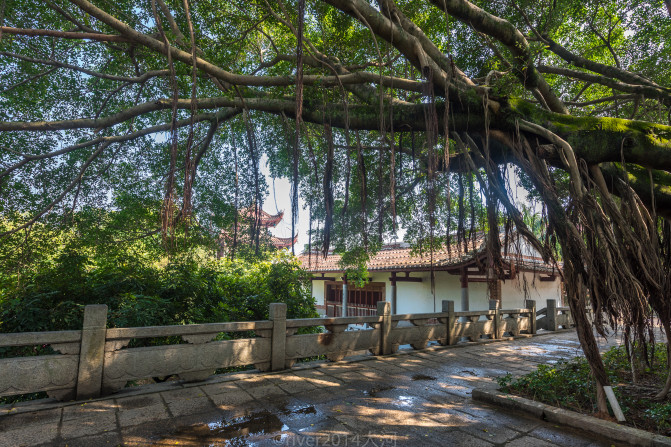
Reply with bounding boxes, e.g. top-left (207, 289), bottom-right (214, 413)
top-left (601, 163), bottom-right (671, 220)
top-left (5, 91), bottom-right (671, 176)
top-left (564, 94), bottom-right (638, 107)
